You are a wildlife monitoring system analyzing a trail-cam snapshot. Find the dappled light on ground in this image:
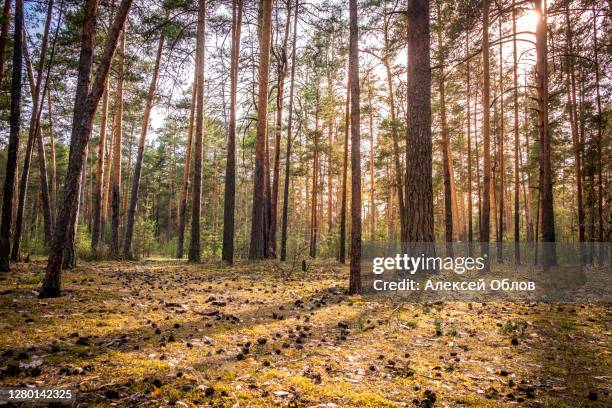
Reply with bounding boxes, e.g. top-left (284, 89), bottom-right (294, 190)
top-left (1, 260), bottom-right (610, 407)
